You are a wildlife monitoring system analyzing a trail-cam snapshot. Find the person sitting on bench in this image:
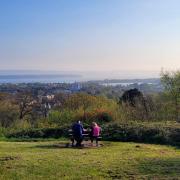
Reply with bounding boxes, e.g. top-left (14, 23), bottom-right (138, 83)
top-left (90, 122), bottom-right (101, 146)
top-left (72, 120), bottom-right (84, 147)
